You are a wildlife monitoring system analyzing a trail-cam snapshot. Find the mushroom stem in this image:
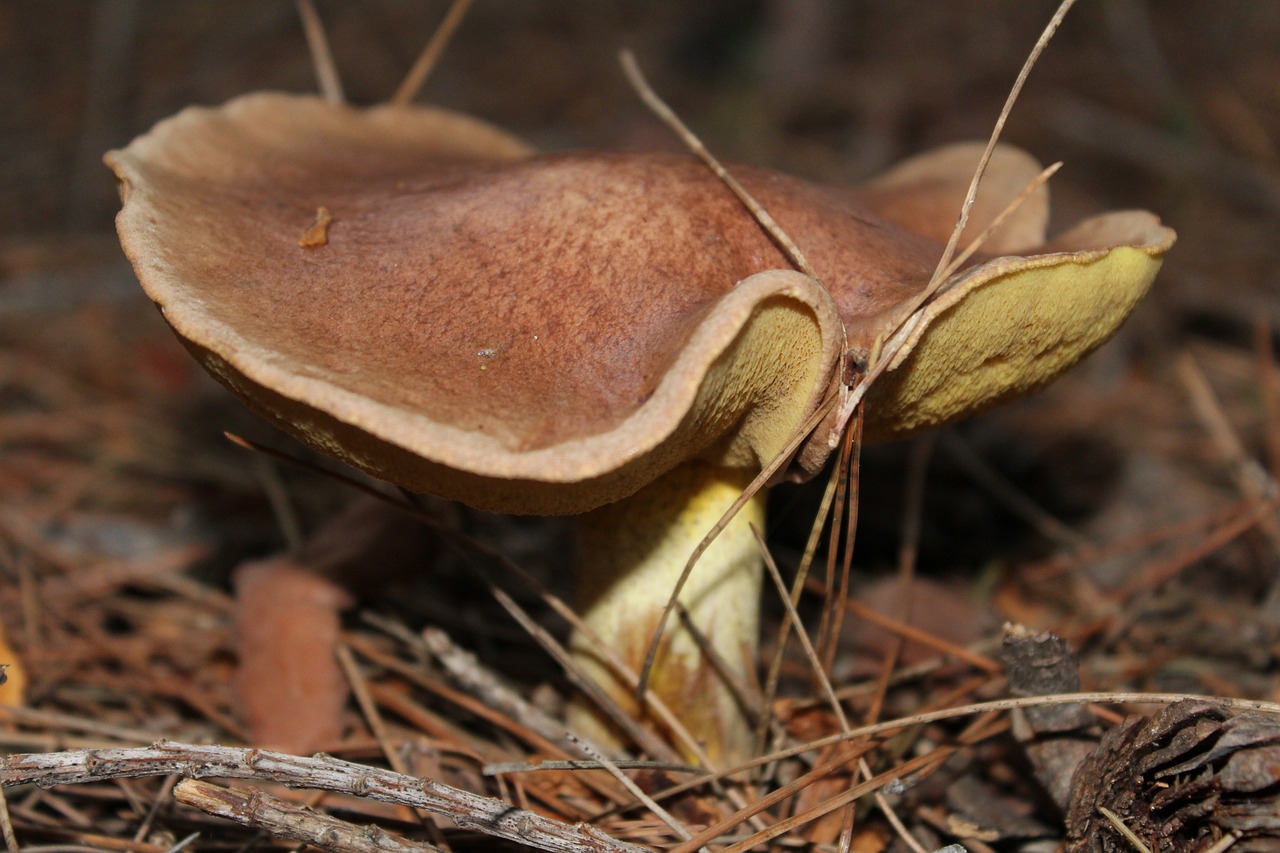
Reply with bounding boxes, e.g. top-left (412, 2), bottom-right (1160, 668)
top-left (570, 461), bottom-right (765, 765)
